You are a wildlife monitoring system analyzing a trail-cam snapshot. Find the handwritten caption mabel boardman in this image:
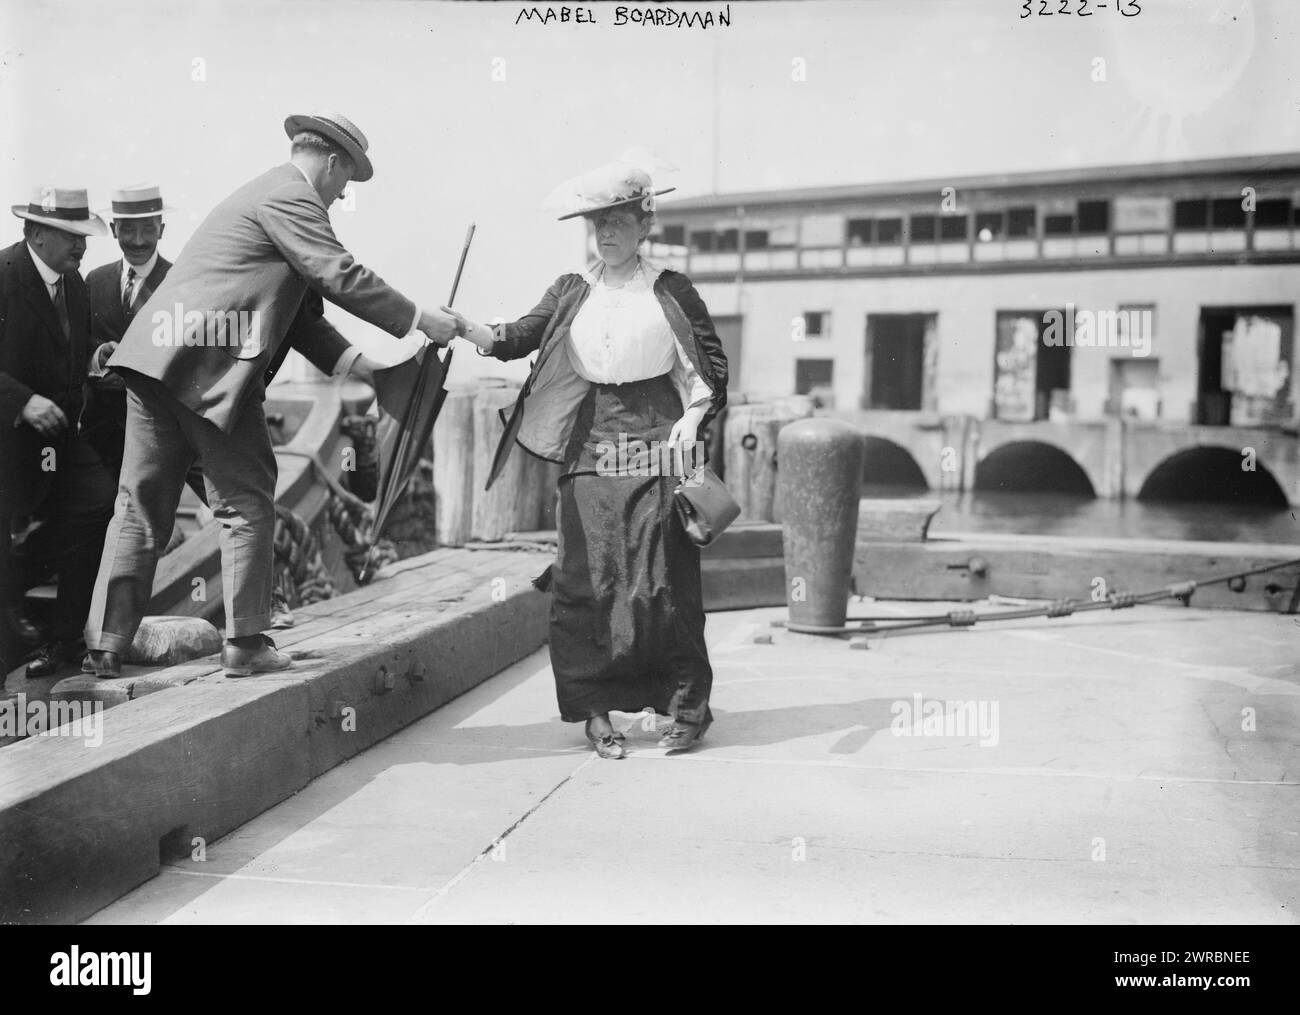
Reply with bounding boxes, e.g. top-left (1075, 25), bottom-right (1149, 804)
top-left (517, 5), bottom-right (732, 29)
